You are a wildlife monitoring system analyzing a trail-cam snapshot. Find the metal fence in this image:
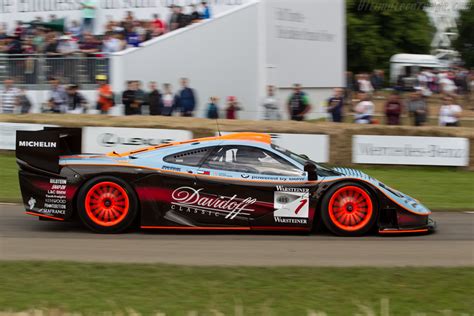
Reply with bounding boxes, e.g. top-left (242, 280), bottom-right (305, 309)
top-left (0, 54), bottom-right (109, 89)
